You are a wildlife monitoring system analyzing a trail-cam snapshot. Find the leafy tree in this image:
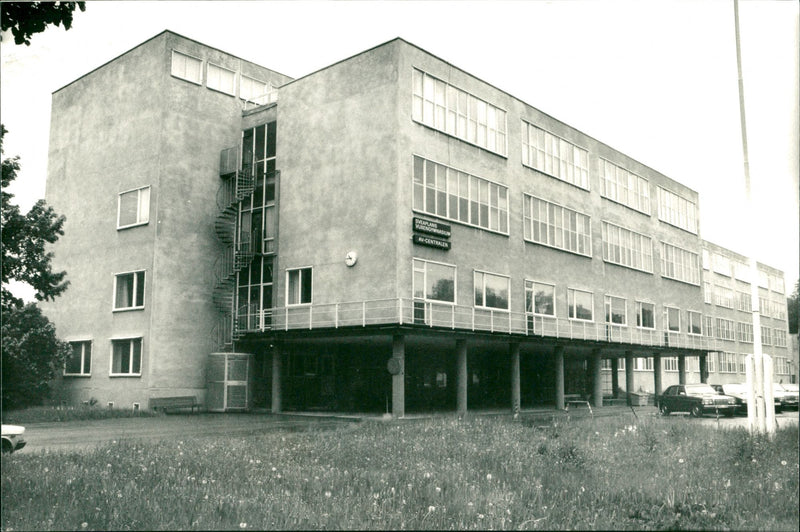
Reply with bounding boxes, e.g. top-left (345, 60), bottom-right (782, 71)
top-left (1, 125), bottom-right (70, 409)
top-left (1, 303), bottom-right (71, 409)
top-left (788, 280), bottom-right (798, 335)
top-left (1, 1), bottom-right (85, 45)
top-left (2, 125), bottom-right (69, 312)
